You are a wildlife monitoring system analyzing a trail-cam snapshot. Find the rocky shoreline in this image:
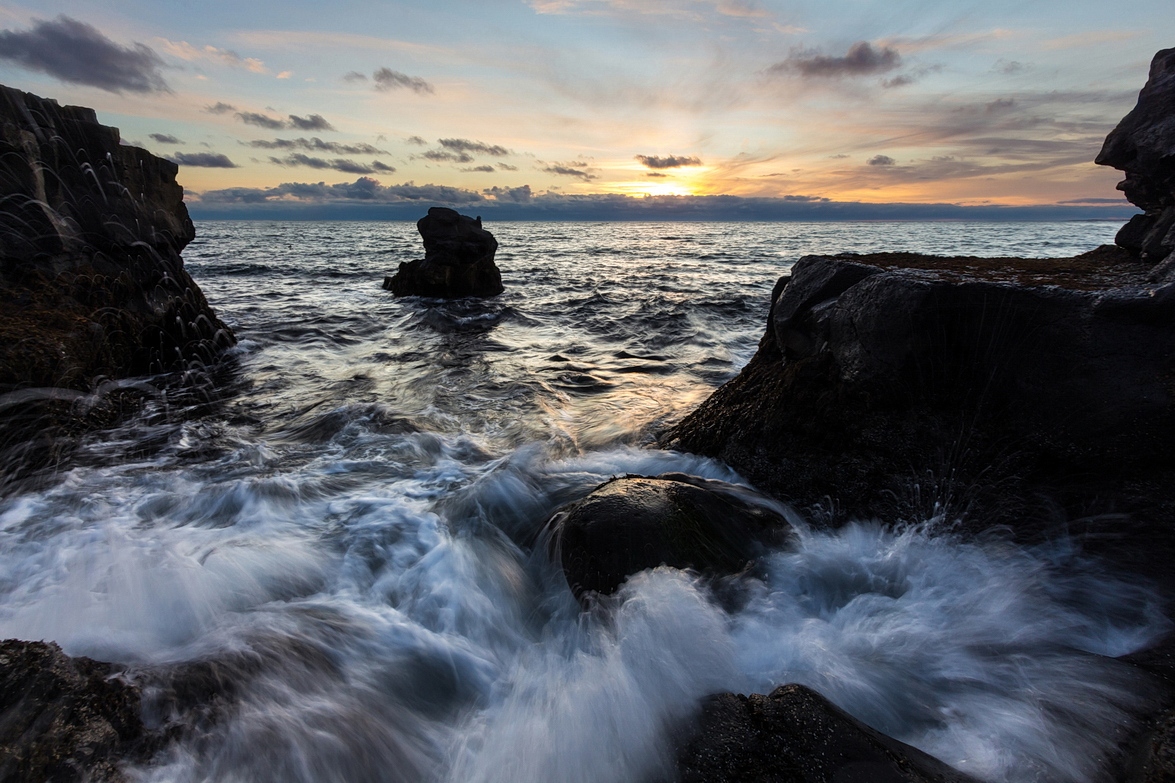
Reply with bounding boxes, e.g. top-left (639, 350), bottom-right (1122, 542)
top-left (2, 47), bottom-right (1175, 783)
